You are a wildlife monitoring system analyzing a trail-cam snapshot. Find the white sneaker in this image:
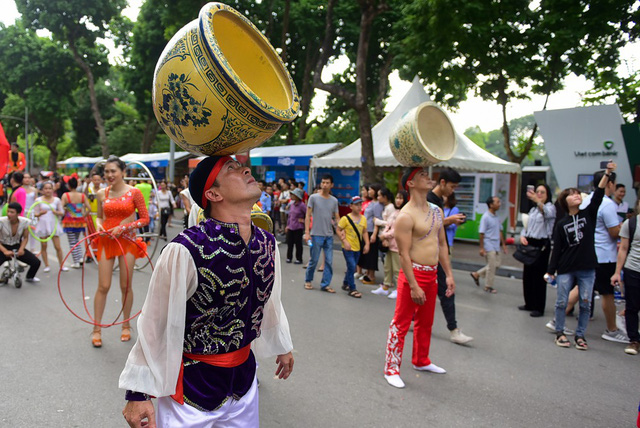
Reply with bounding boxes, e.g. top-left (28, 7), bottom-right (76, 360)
top-left (371, 285), bottom-right (390, 296)
top-left (61, 266), bottom-right (69, 272)
top-left (413, 363), bottom-right (446, 374)
top-left (388, 290), bottom-right (397, 299)
top-left (601, 329), bottom-right (630, 344)
top-left (71, 262), bottom-right (81, 269)
top-left (384, 374), bottom-right (405, 388)
top-left (43, 266), bottom-right (50, 273)
top-left (450, 328), bottom-right (473, 344)
top-left (357, 274), bottom-right (366, 281)
top-left (545, 319), bottom-right (575, 336)
top-left (25, 277), bottom-right (40, 283)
